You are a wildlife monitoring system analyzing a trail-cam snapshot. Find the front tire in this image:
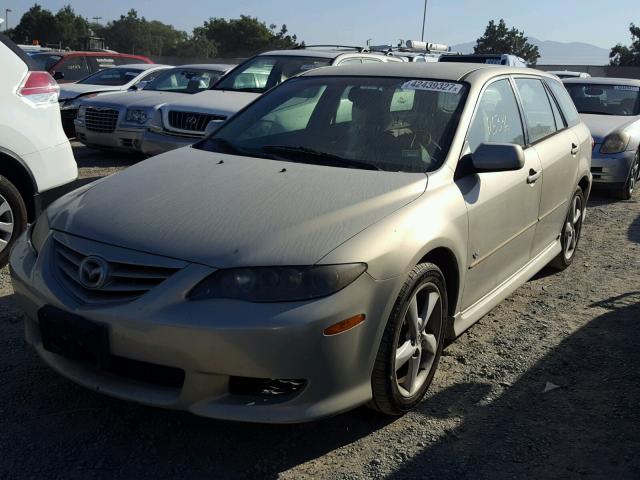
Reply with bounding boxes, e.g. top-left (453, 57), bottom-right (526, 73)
top-left (614, 153), bottom-right (639, 200)
top-left (549, 187), bottom-right (584, 271)
top-left (369, 263), bottom-right (447, 415)
top-left (0, 177), bottom-right (27, 268)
